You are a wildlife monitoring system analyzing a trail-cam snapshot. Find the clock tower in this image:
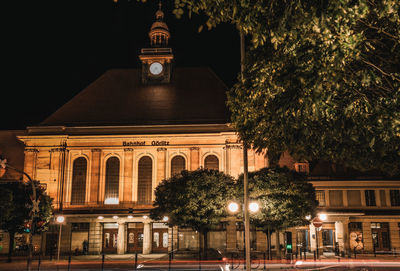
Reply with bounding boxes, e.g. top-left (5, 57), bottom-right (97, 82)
top-left (139, 2), bottom-right (173, 84)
